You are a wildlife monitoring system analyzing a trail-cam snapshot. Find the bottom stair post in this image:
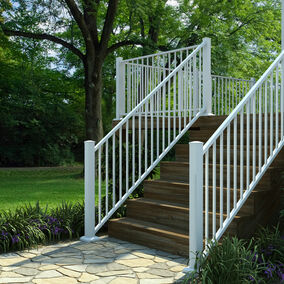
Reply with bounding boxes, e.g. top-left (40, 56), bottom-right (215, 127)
top-left (184, 141), bottom-right (204, 272)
